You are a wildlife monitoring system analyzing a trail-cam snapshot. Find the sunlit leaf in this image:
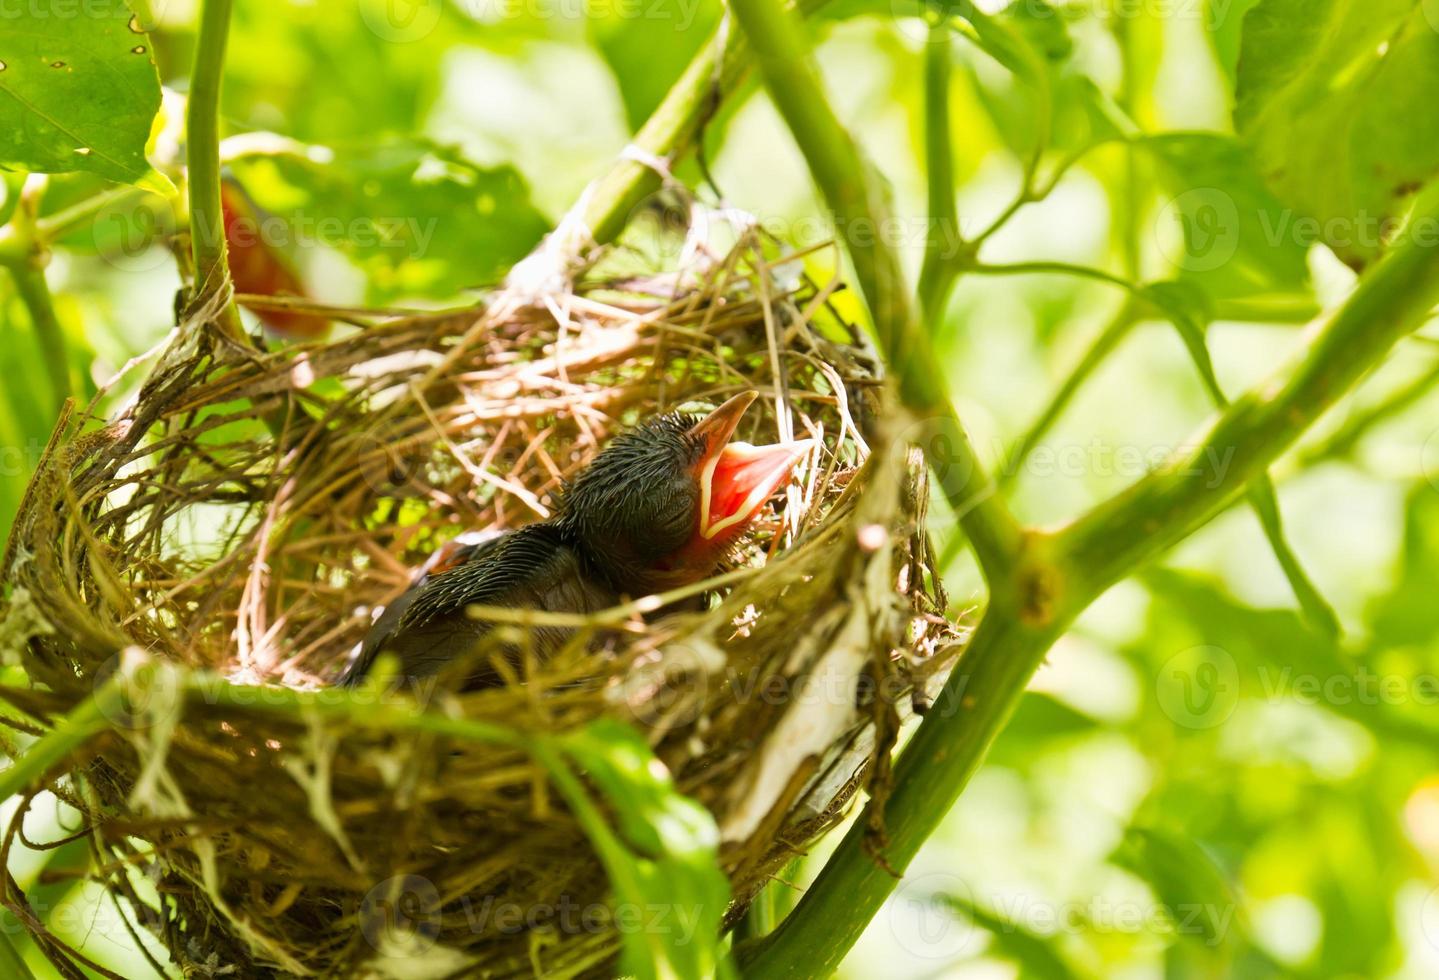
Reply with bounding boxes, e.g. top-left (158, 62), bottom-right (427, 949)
top-left (1113, 825), bottom-right (1246, 951)
top-left (558, 719), bottom-right (732, 980)
top-left (227, 139), bottom-right (549, 302)
top-left (1234, 0), bottom-right (1439, 269)
top-left (1140, 133), bottom-right (1311, 302)
top-left (1204, 0), bottom-right (1262, 86)
top-left (0, 1), bottom-right (162, 185)
top-left (1144, 570), bottom-right (1439, 746)
top-left (1368, 485), bottom-right (1439, 648)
